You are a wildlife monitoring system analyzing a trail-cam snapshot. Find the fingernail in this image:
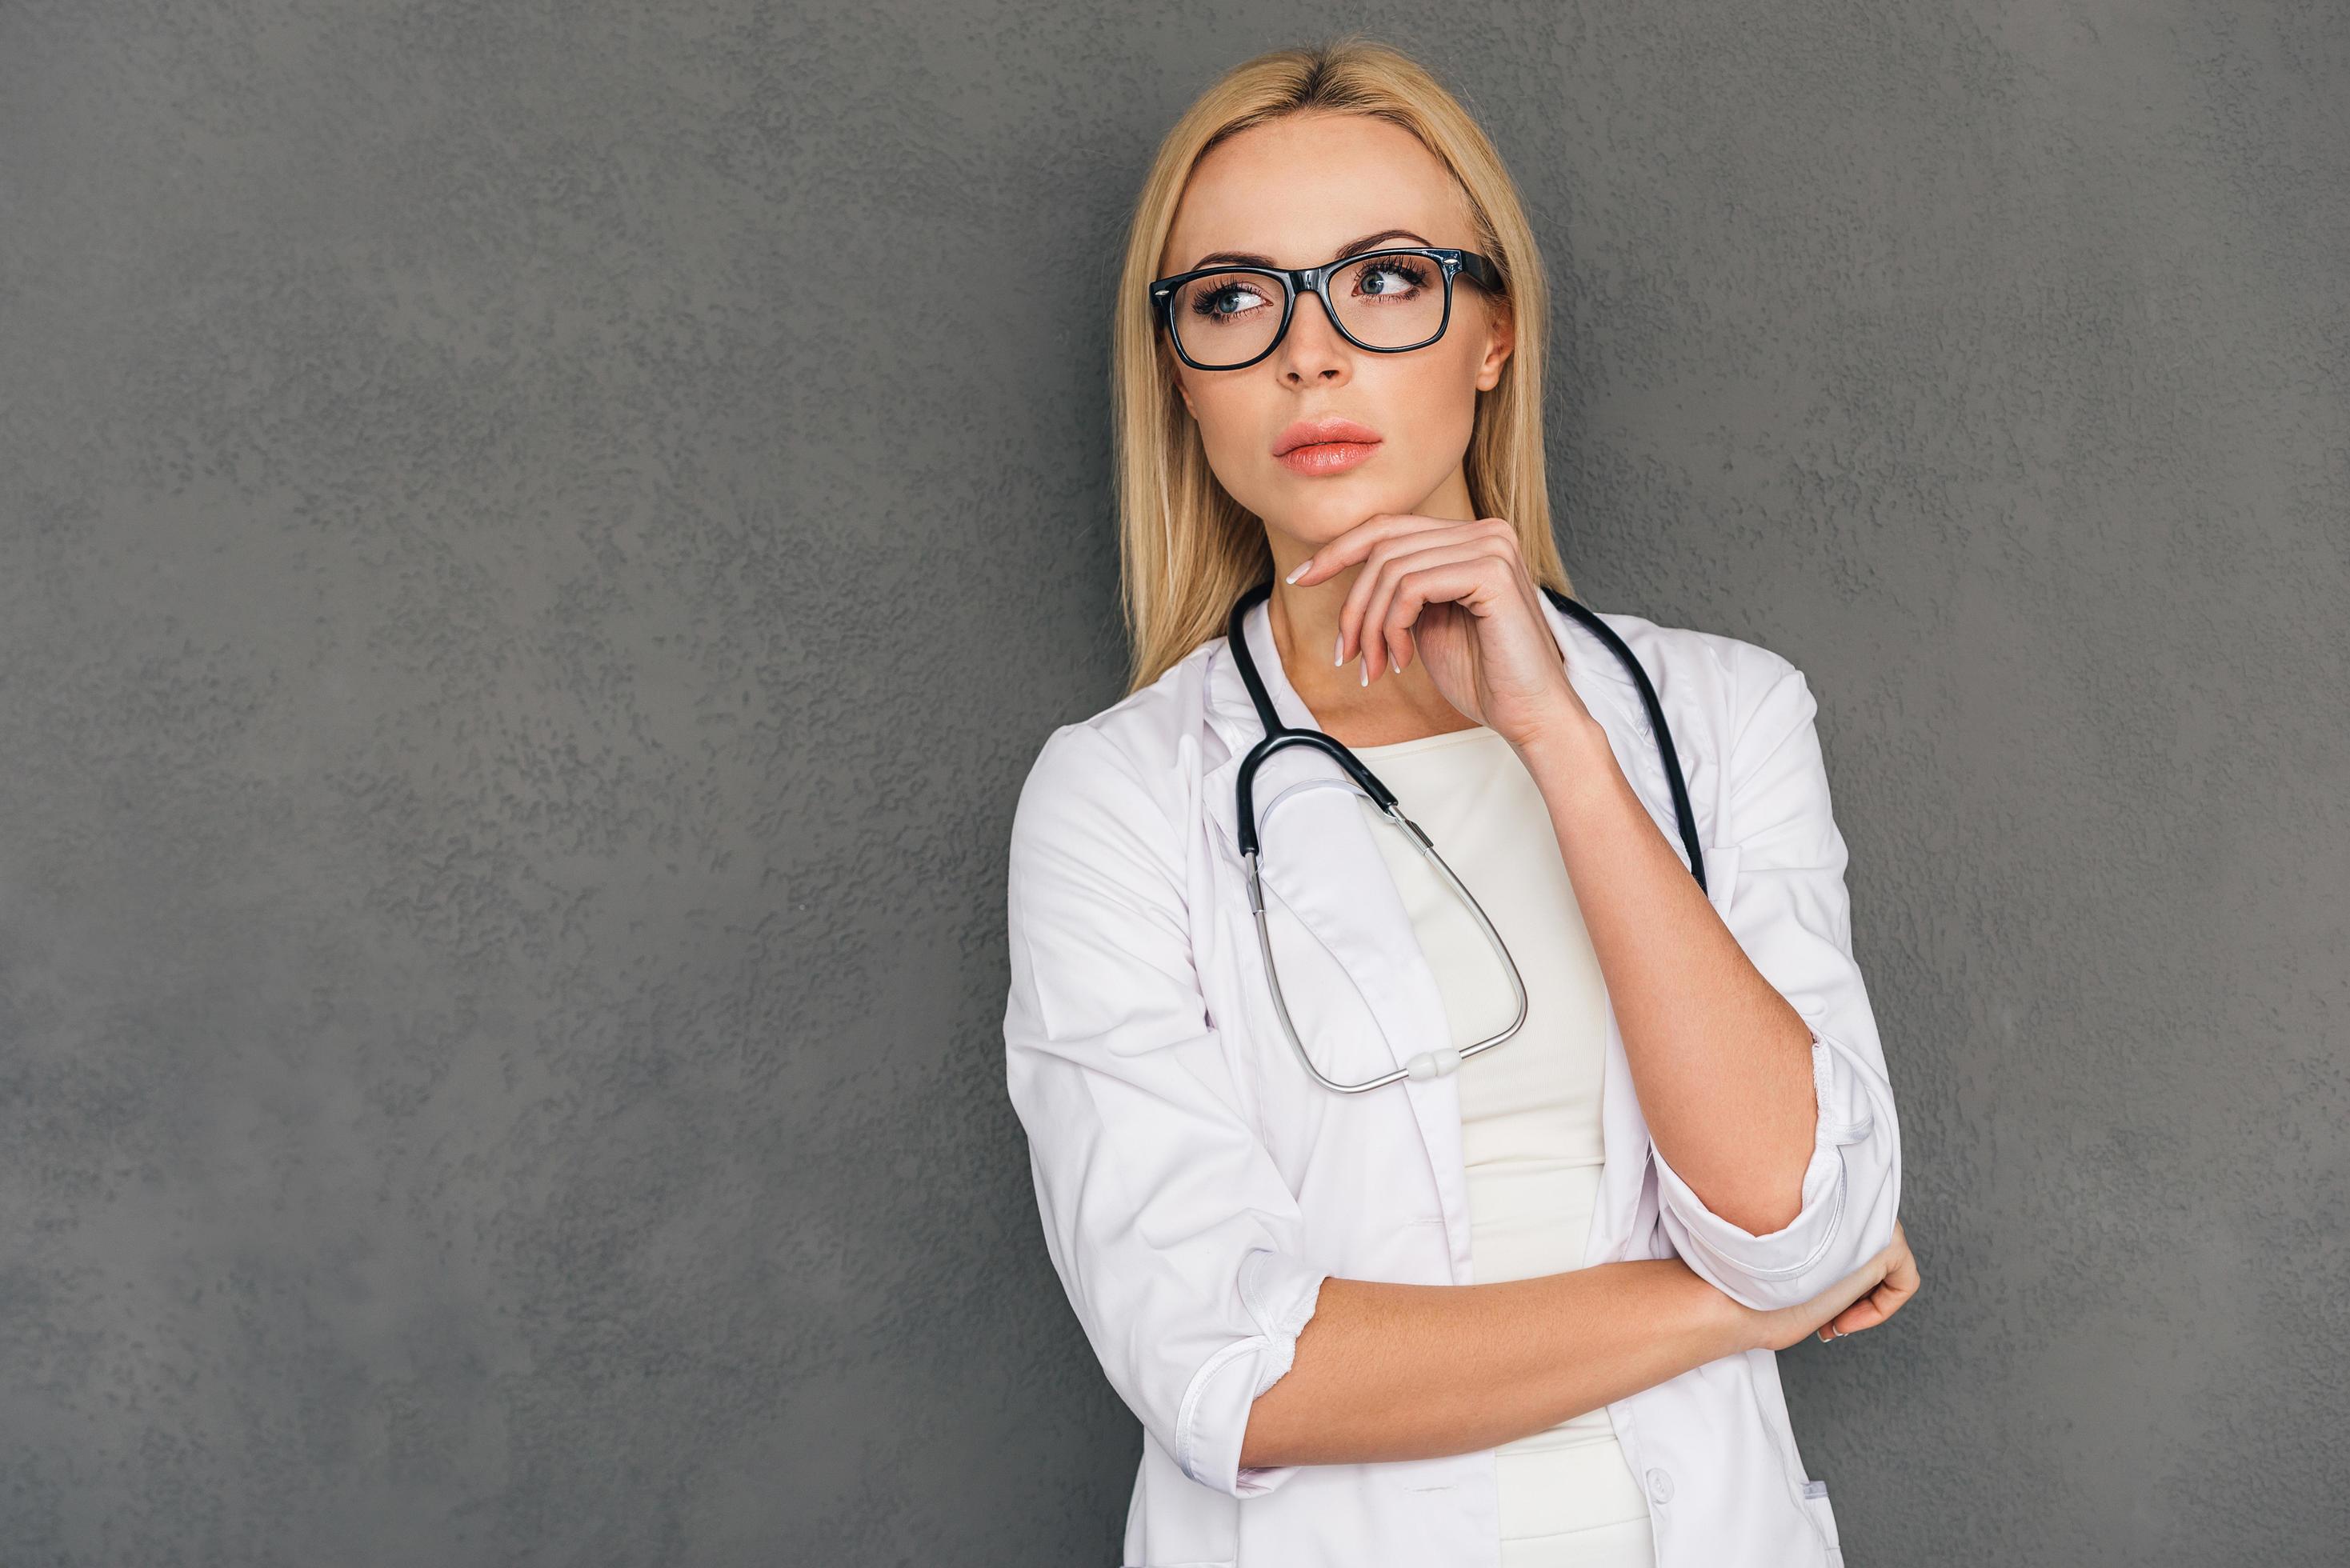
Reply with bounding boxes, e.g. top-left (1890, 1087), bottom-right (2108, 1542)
top-left (1334, 634), bottom-right (1343, 667)
top-left (1287, 558), bottom-right (1311, 584)
top-left (1359, 659), bottom-right (1368, 686)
